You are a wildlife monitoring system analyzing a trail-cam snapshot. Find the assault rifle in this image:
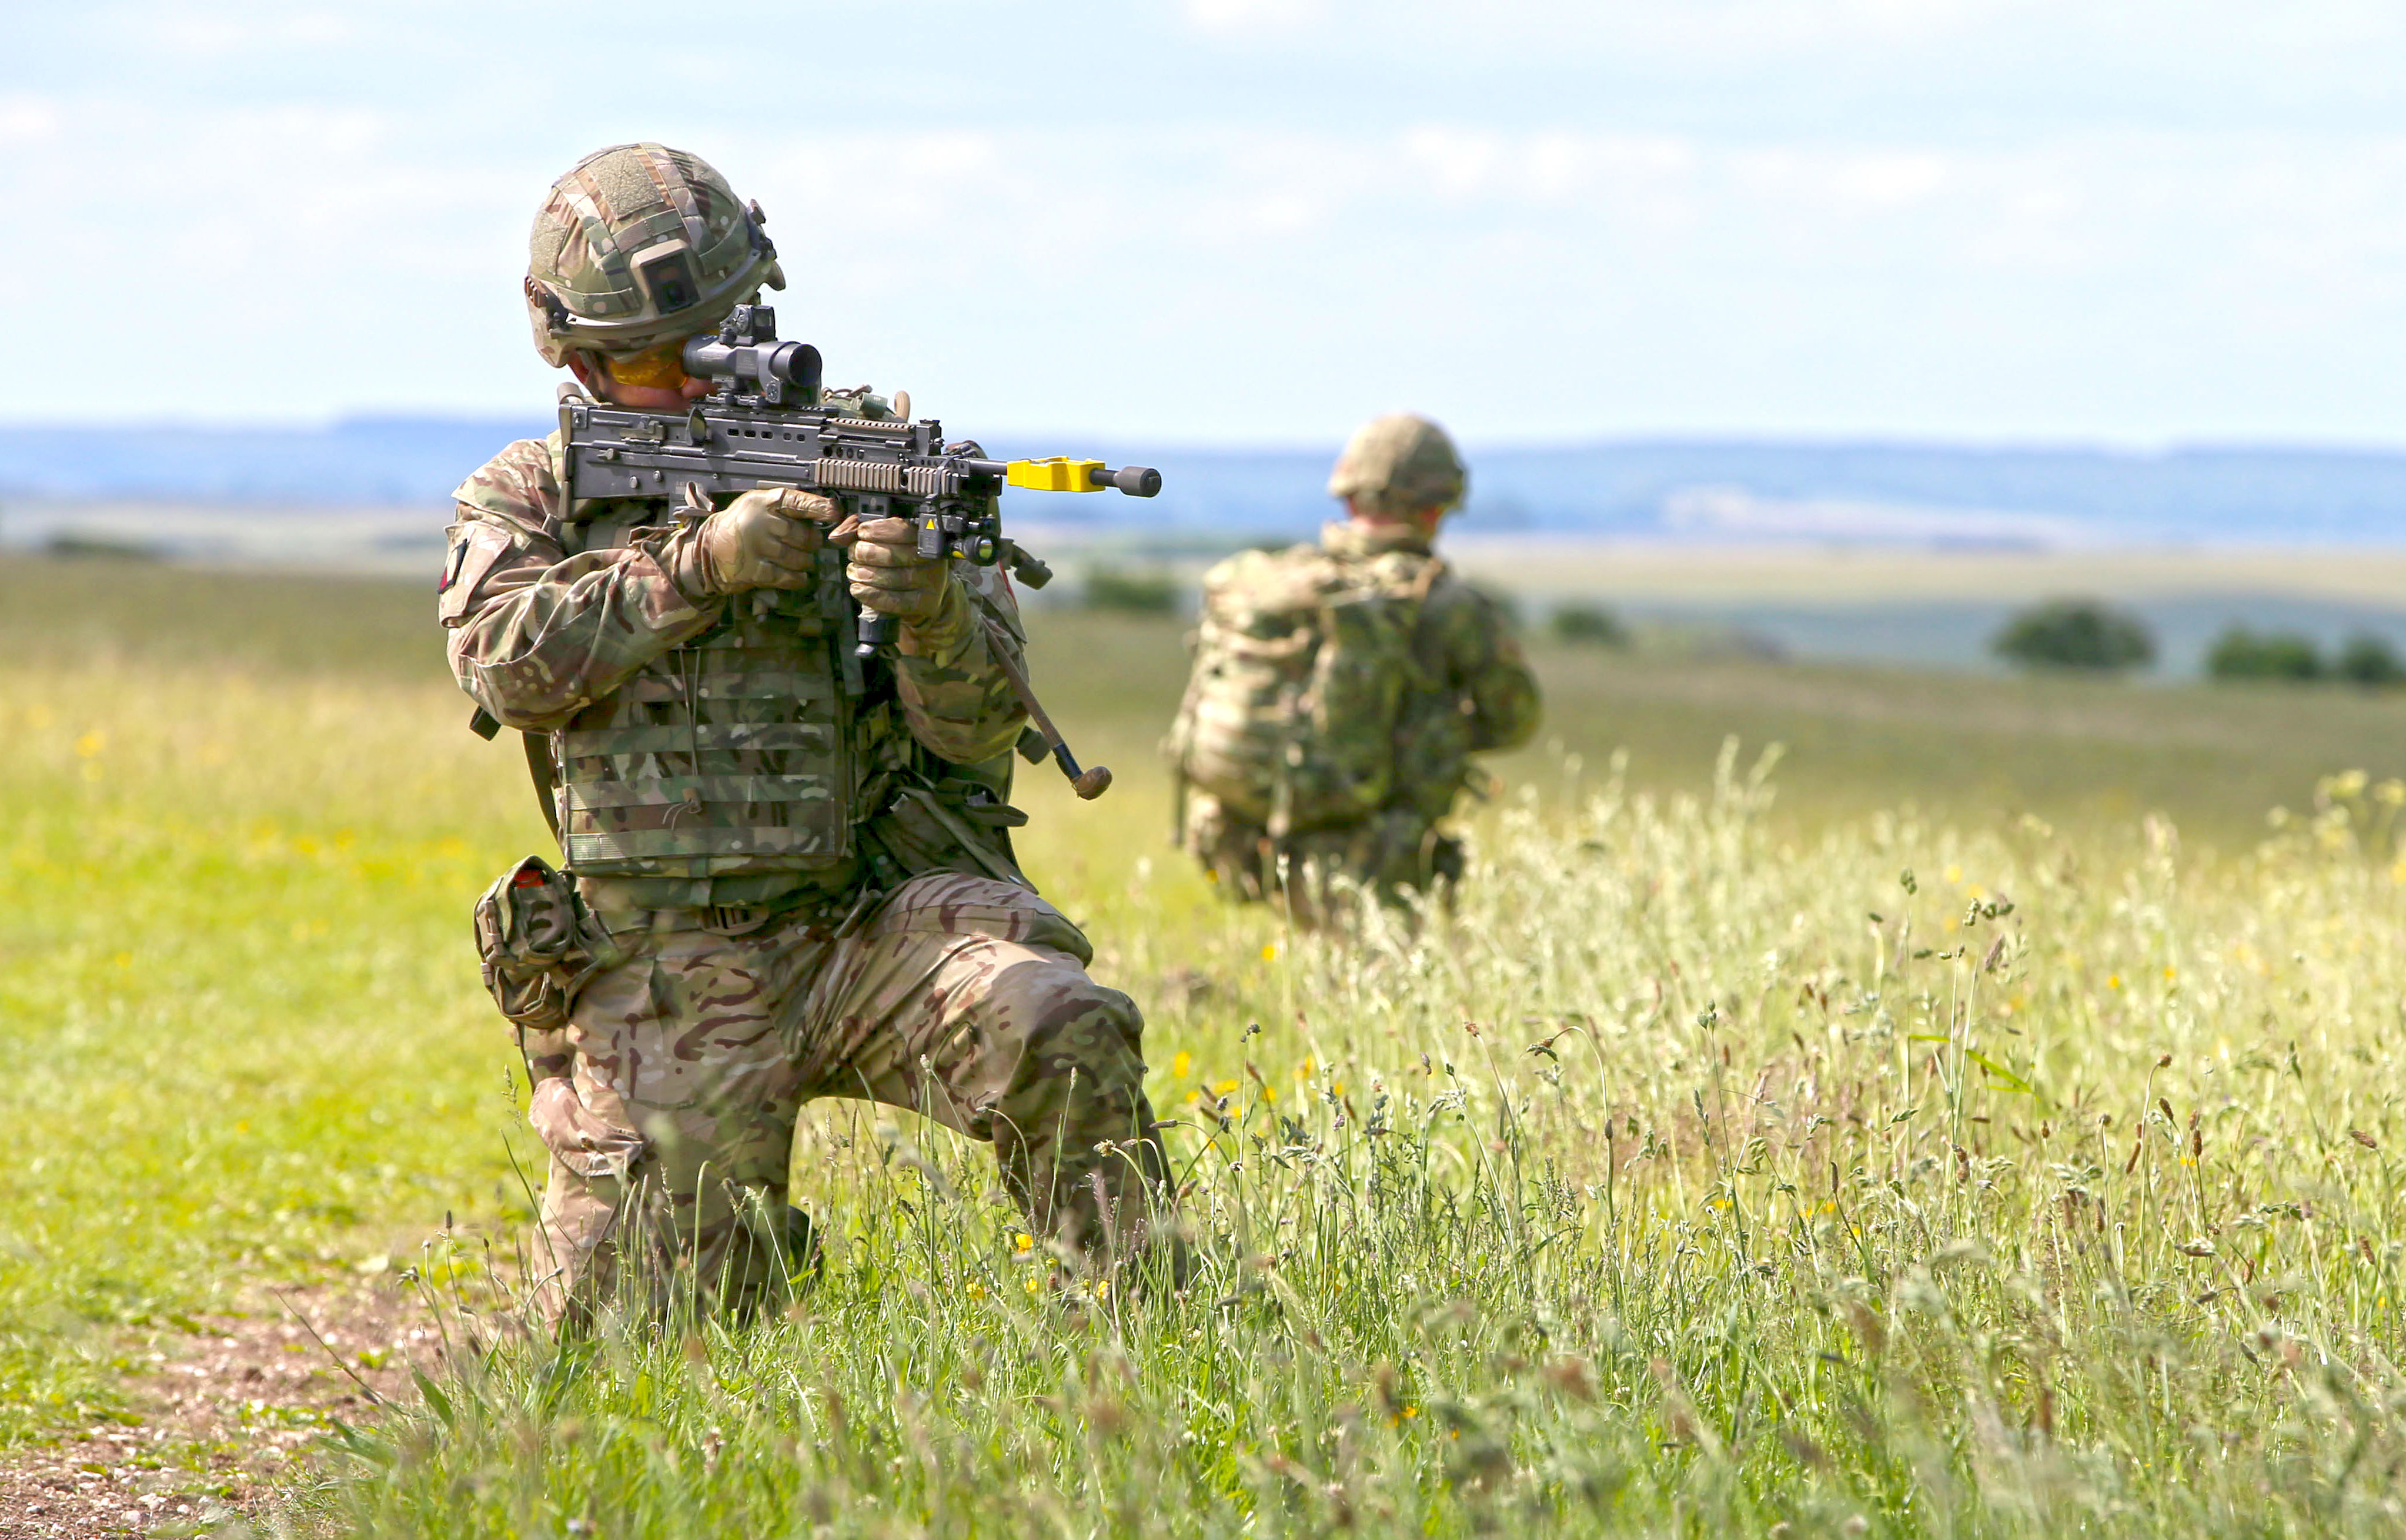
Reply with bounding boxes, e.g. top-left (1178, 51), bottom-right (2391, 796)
top-left (557, 303), bottom-right (1155, 799)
